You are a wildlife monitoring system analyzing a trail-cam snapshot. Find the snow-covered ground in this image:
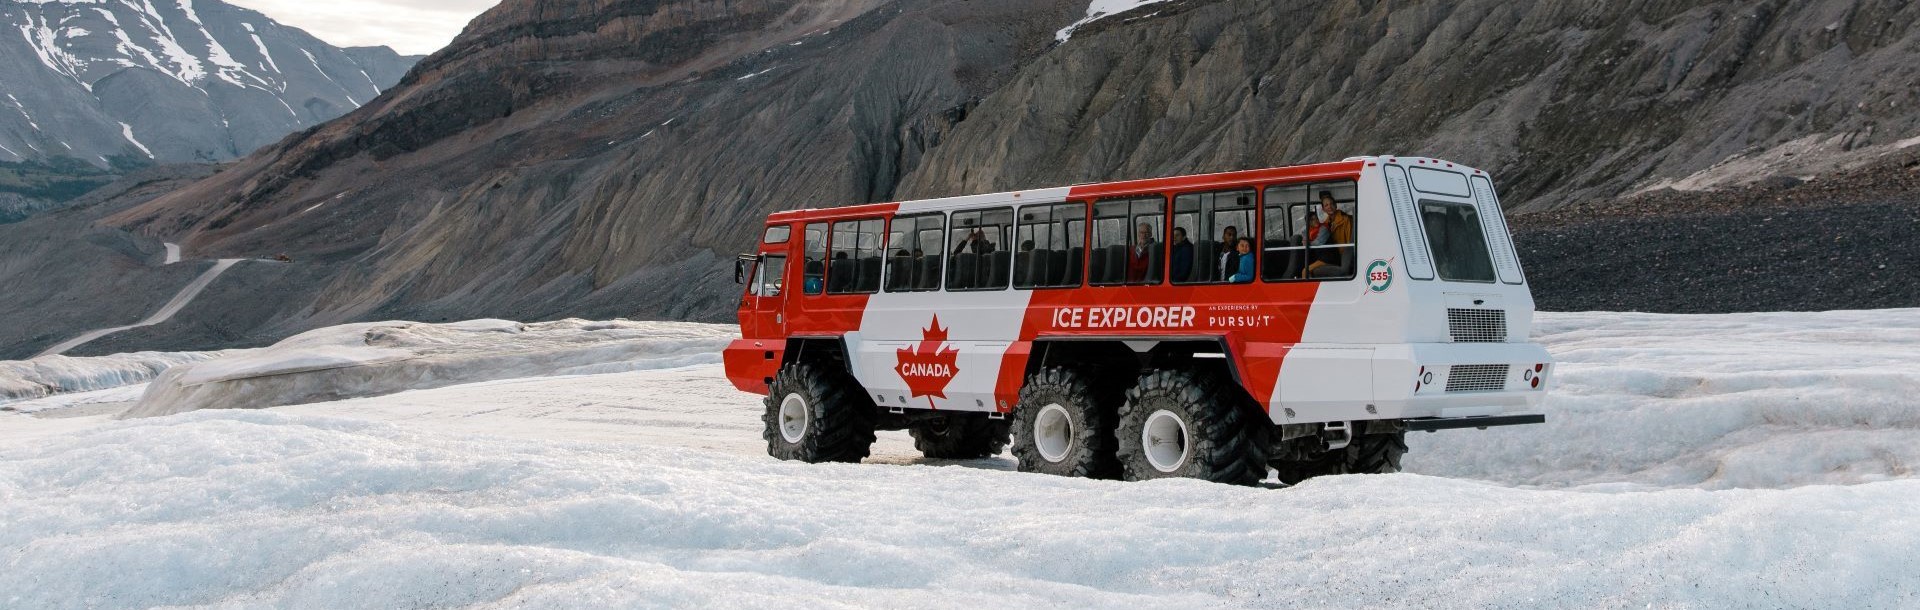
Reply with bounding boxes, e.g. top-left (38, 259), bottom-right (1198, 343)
top-left (3, 310), bottom-right (1918, 608)
top-left (0, 350), bottom-right (230, 406)
top-left (126, 318), bottom-right (734, 419)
